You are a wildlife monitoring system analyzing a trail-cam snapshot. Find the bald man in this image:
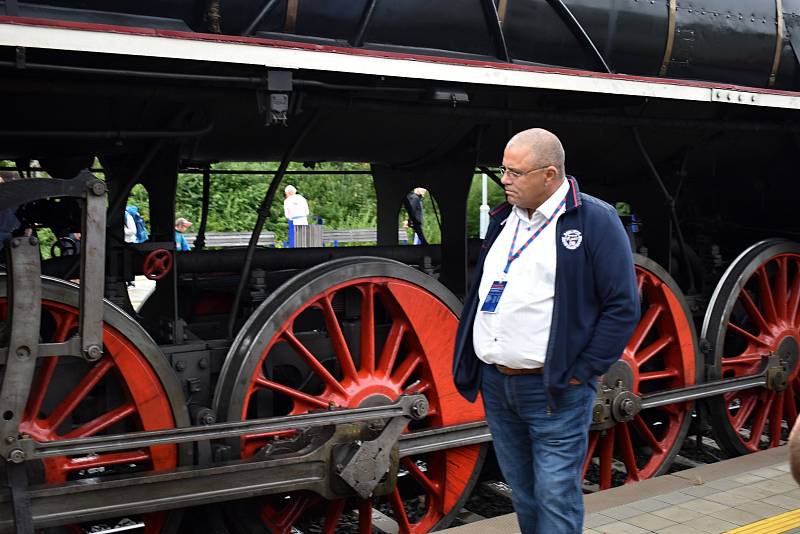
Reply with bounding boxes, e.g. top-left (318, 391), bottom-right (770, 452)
top-left (453, 129), bottom-right (639, 533)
